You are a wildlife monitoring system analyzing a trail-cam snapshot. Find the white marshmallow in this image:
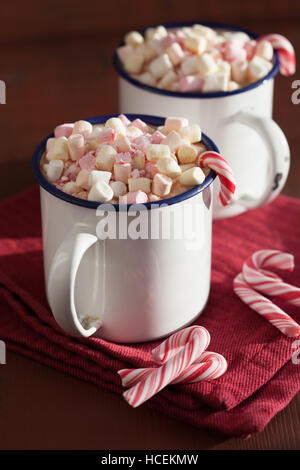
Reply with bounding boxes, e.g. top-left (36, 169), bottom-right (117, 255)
top-left (179, 163), bottom-right (196, 172)
top-left (161, 131), bottom-right (182, 152)
top-left (137, 43), bottom-right (157, 62)
top-left (88, 181), bottom-right (114, 202)
top-left (256, 40), bottom-right (273, 61)
top-left (114, 136), bottom-right (132, 153)
top-left (195, 53), bottom-right (218, 76)
top-left (125, 31), bottom-right (144, 48)
top-left (72, 120), bottom-right (93, 137)
top-left (178, 124), bottom-right (201, 143)
top-left (152, 173), bottom-right (172, 197)
top-left (248, 56), bottom-right (273, 80)
top-left (177, 144), bottom-right (198, 164)
top-left (123, 53), bottom-right (144, 74)
top-left (145, 26), bottom-right (167, 40)
top-left (149, 54), bottom-right (173, 79)
top-left (157, 70), bottom-right (177, 89)
top-left (157, 157), bottom-right (181, 178)
top-left (76, 169), bottom-right (90, 190)
top-left (146, 144), bottom-right (170, 161)
top-left (179, 167), bottom-right (205, 186)
top-left (63, 182), bottom-right (80, 195)
top-left (46, 159), bottom-right (64, 182)
top-left (184, 35), bottom-right (207, 54)
top-left (165, 117), bottom-right (189, 132)
top-left (136, 72), bottom-right (156, 86)
top-left (105, 117), bottom-right (126, 136)
top-left (88, 170), bottom-right (112, 187)
top-left (47, 137), bottom-right (69, 162)
top-left (110, 180), bottom-right (127, 198)
top-left (181, 56), bottom-right (199, 75)
top-left (114, 162), bottom-right (132, 183)
top-left (192, 24), bottom-right (216, 40)
top-left (166, 42), bottom-right (185, 66)
top-left (128, 177), bottom-right (151, 193)
top-left (96, 145), bottom-right (117, 171)
top-left (217, 59), bottom-right (231, 75)
top-left (228, 80), bottom-right (240, 91)
top-left (231, 60), bottom-right (248, 83)
top-left (202, 72), bottom-right (229, 92)
top-left (132, 153), bottom-right (145, 169)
